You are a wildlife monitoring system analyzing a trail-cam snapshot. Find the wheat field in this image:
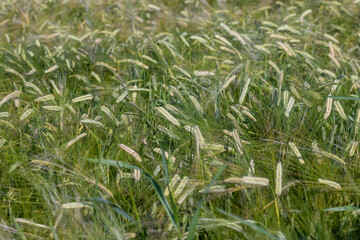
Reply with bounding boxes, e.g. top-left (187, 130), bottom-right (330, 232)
top-left (0, 0), bottom-right (360, 239)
